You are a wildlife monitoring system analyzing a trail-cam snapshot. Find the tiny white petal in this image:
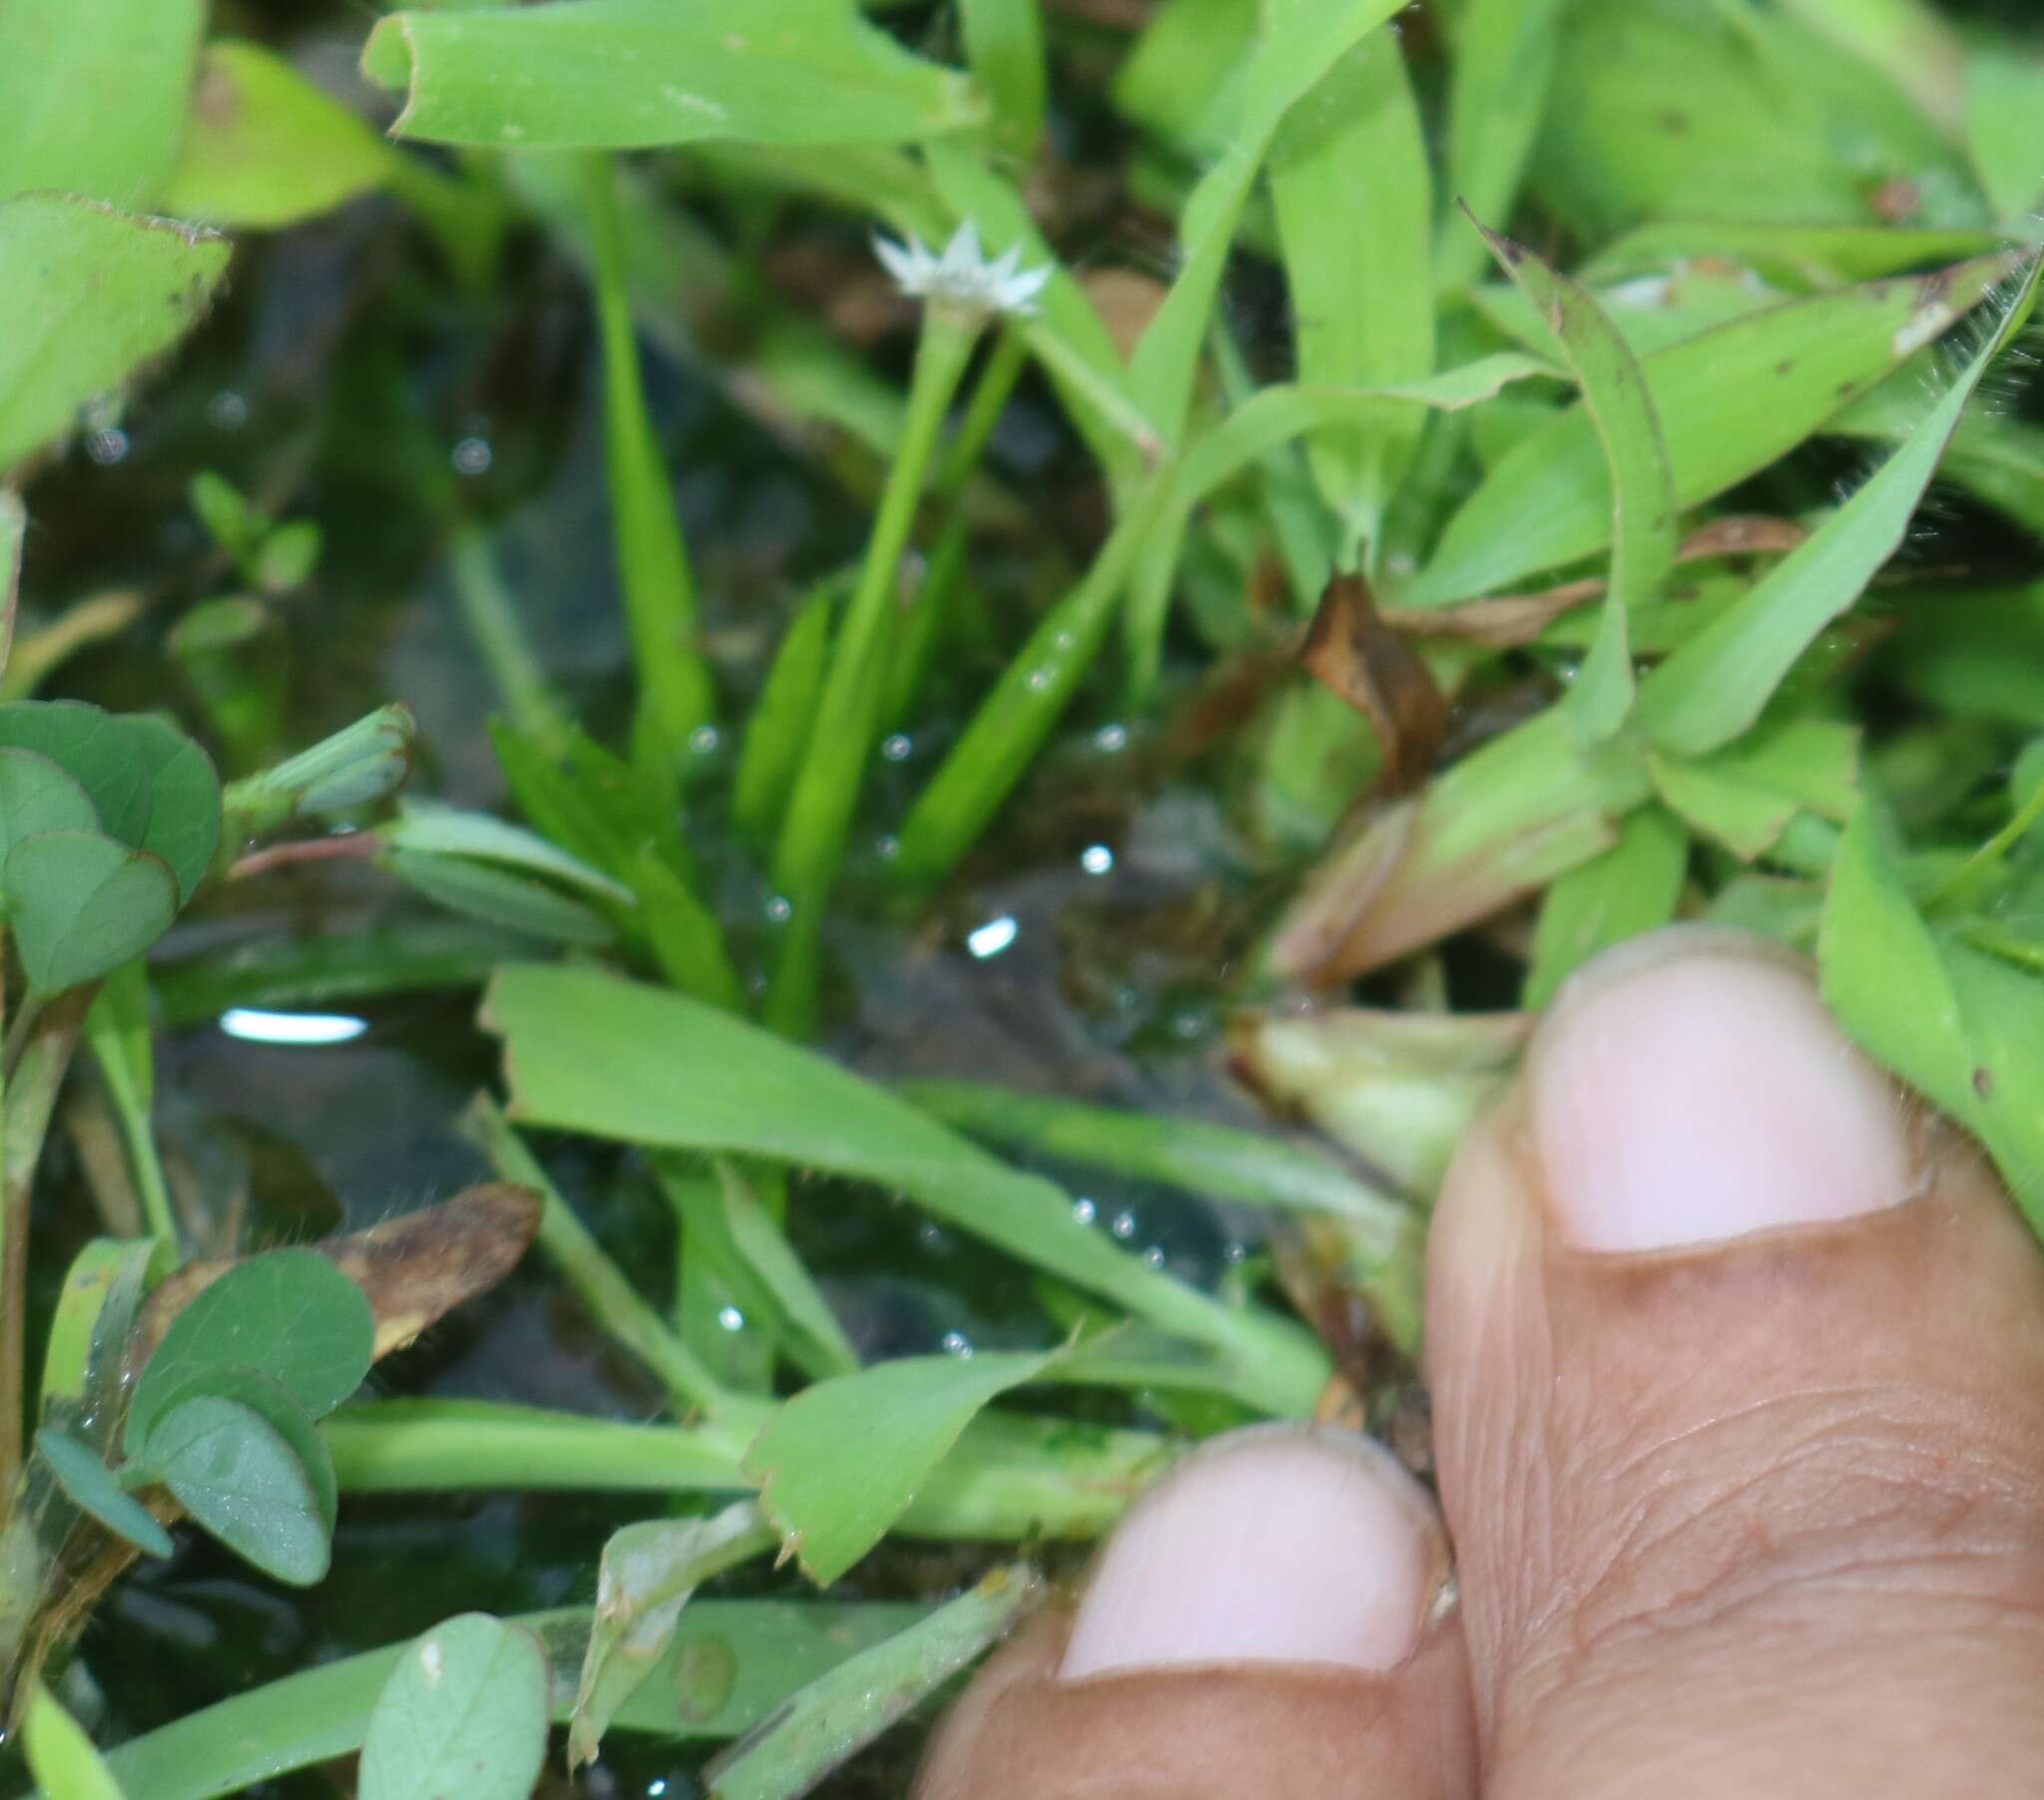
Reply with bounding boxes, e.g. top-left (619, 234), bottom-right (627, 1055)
top-left (873, 231), bottom-right (925, 289)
